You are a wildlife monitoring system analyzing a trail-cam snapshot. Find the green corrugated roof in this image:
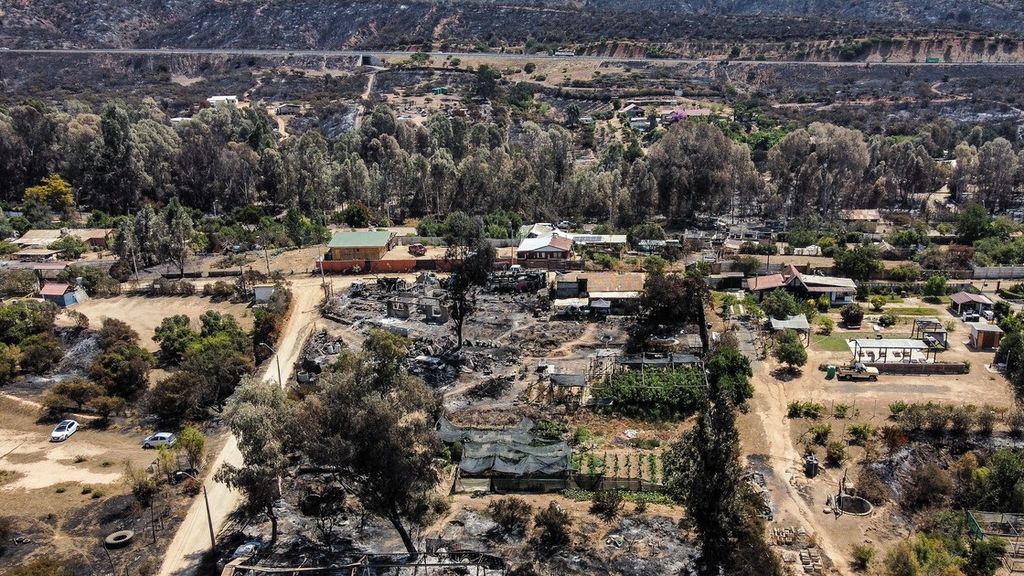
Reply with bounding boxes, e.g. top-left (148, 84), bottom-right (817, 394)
top-left (327, 230), bottom-right (393, 248)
